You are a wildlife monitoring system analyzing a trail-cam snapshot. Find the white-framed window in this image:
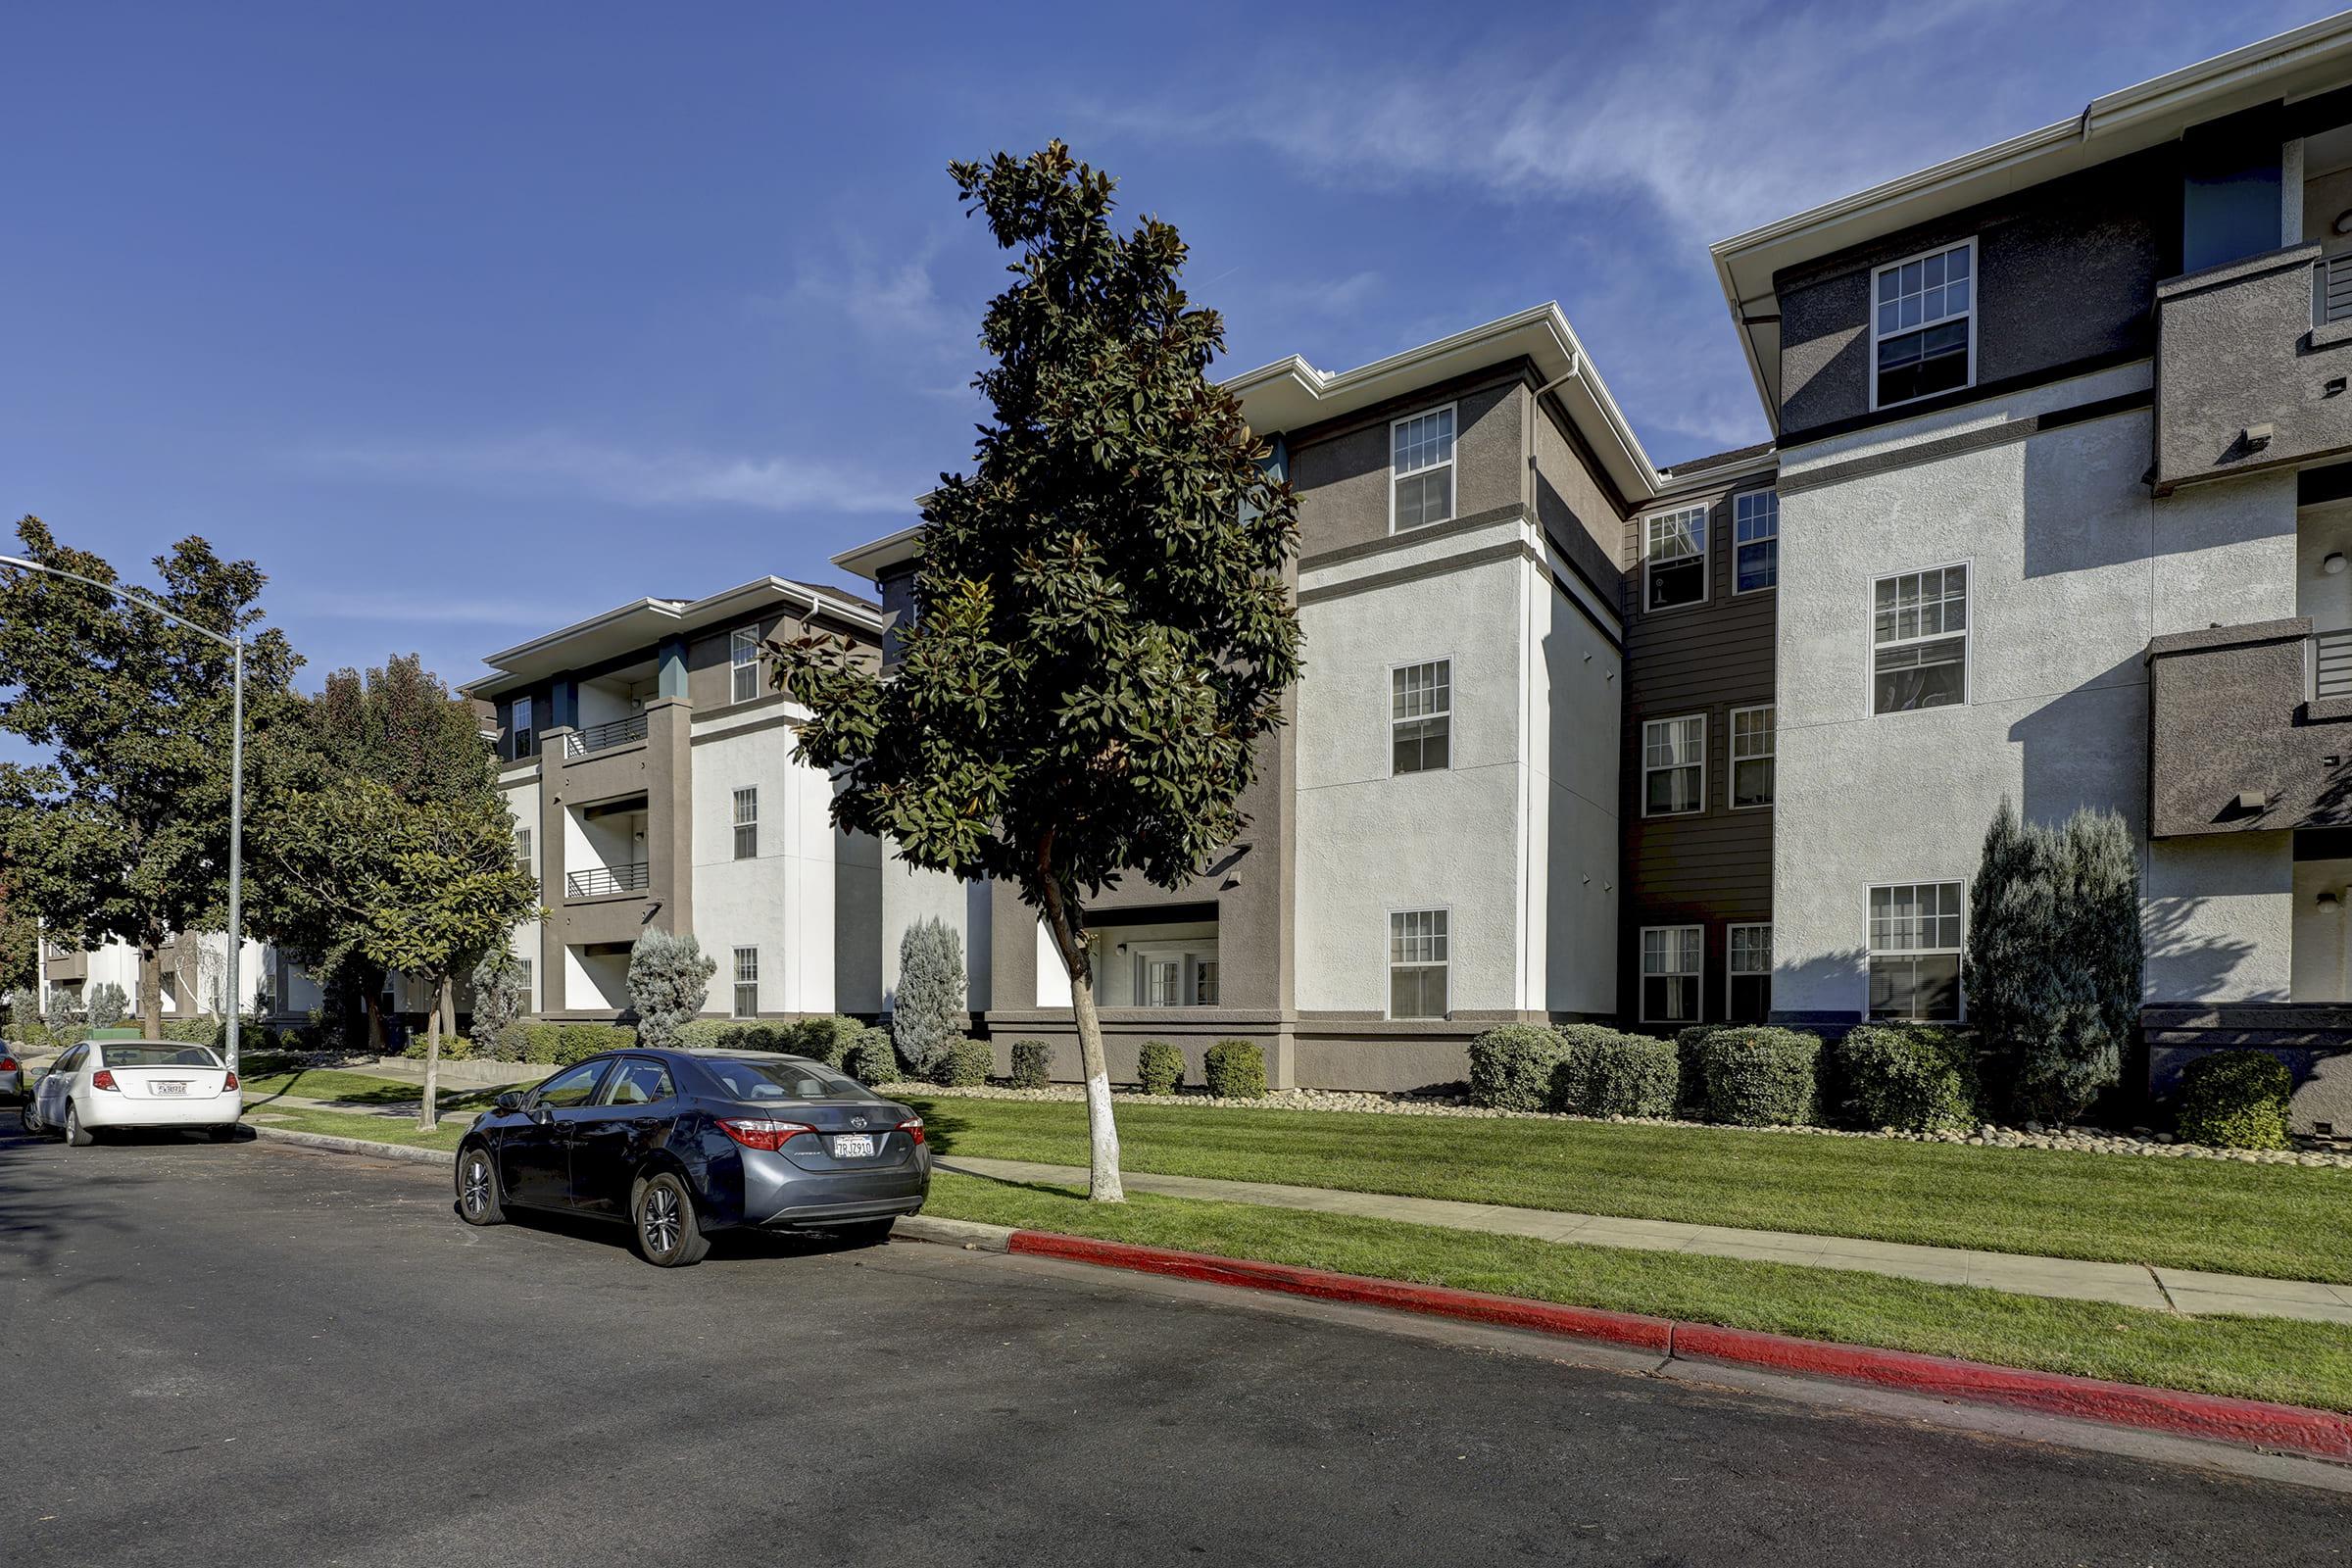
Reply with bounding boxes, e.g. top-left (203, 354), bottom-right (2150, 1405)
top-left (1392, 659), bottom-right (1451, 774)
top-left (1734, 489), bottom-right (1779, 593)
top-left (515, 827), bottom-right (533, 873)
top-left (1643, 504), bottom-right (1708, 611)
top-left (1872, 565), bottom-right (1968, 714)
top-left (1728, 923), bottom-right (1771, 1022)
top-left (511, 695), bottom-right (535, 760)
top-left (1868, 882), bottom-right (1963, 1021)
top-left (1871, 238), bottom-right (1975, 410)
top-left (730, 626), bottom-right (761, 704)
top-left (1390, 405), bottom-right (1456, 532)
top-left (1642, 714), bottom-right (1705, 816)
top-left (732, 946), bottom-right (760, 1019)
top-left (1641, 925), bottom-right (1702, 1024)
top-left (1388, 908), bottom-right (1449, 1019)
top-left (1143, 958), bottom-right (1181, 1007)
top-left (1730, 705), bottom-right (1775, 808)
top-left (732, 787), bottom-right (758, 860)
top-left (515, 957), bottom-right (534, 1012)
top-left (1195, 961), bottom-right (1219, 1005)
